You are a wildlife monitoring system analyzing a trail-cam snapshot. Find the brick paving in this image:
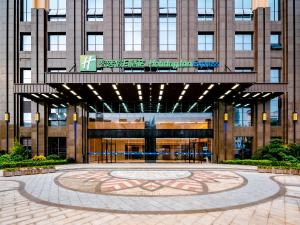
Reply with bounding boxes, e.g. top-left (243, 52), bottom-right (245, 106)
top-left (0, 164), bottom-right (299, 224)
